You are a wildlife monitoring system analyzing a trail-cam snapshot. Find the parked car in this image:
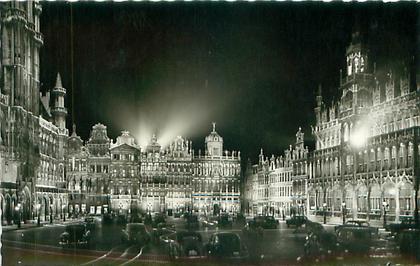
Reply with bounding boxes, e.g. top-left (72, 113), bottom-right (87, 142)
top-left (218, 214), bottom-right (233, 228)
top-left (386, 216), bottom-right (418, 236)
top-left (59, 224), bottom-right (91, 248)
top-left (169, 231), bottom-right (203, 259)
top-left (242, 221), bottom-right (264, 240)
top-left (398, 228), bottom-right (420, 261)
top-left (201, 216), bottom-right (219, 228)
top-left (152, 222), bottom-right (176, 243)
top-left (335, 226), bottom-right (372, 254)
top-left (187, 215), bottom-right (200, 230)
top-left (84, 216), bottom-right (97, 231)
top-left (286, 215), bottom-right (308, 228)
top-left (174, 212), bottom-right (182, 218)
top-left (235, 213), bottom-right (247, 227)
top-left (116, 214), bottom-right (128, 226)
top-left (102, 213), bottom-right (113, 225)
top-left (121, 223), bottom-right (151, 245)
top-left (129, 213), bottom-right (143, 223)
top-left (253, 215), bottom-right (278, 229)
top-left (335, 220), bottom-right (378, 237)
top-left (153, 213), bottom-right (166, 228)
top-left (205, 232), bottom-right (248, 259)
top-left (303, 228), bottom-right (339, 260)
